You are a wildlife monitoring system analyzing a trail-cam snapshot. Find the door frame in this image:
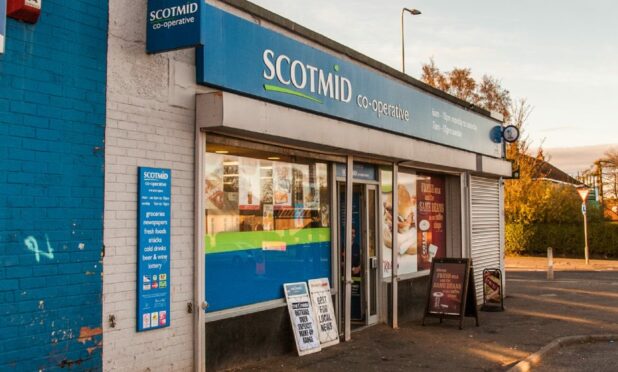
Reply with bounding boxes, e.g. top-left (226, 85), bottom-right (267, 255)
top-left (364, 184), bottom-right (379, 326)
top-left (336, 179), bottom-right (381, 332)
